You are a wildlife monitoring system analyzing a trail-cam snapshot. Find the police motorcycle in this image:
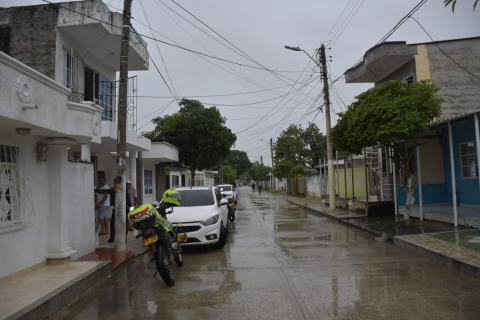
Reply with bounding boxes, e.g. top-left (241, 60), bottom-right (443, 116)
top-left (128, 189), bottom-right (186, 287)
